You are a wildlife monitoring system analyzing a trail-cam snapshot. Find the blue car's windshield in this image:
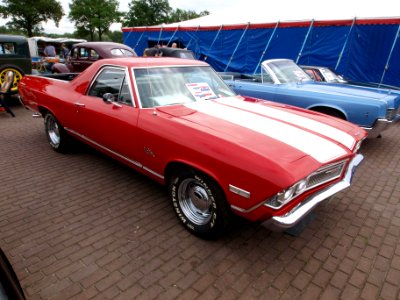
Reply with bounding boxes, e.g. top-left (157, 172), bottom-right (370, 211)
top-left (264, 60), bottom-right (312, 84)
